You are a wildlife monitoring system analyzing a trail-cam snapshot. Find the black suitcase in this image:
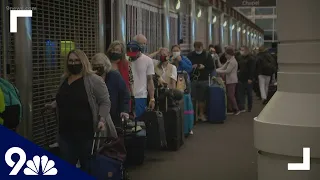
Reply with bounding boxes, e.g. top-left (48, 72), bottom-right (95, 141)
top-left (163, 106), bottom-right (183, 151)
top-left (123, 118), bottom-right (146, 166)
top-left (140, 110), bottom-right (167, 150)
